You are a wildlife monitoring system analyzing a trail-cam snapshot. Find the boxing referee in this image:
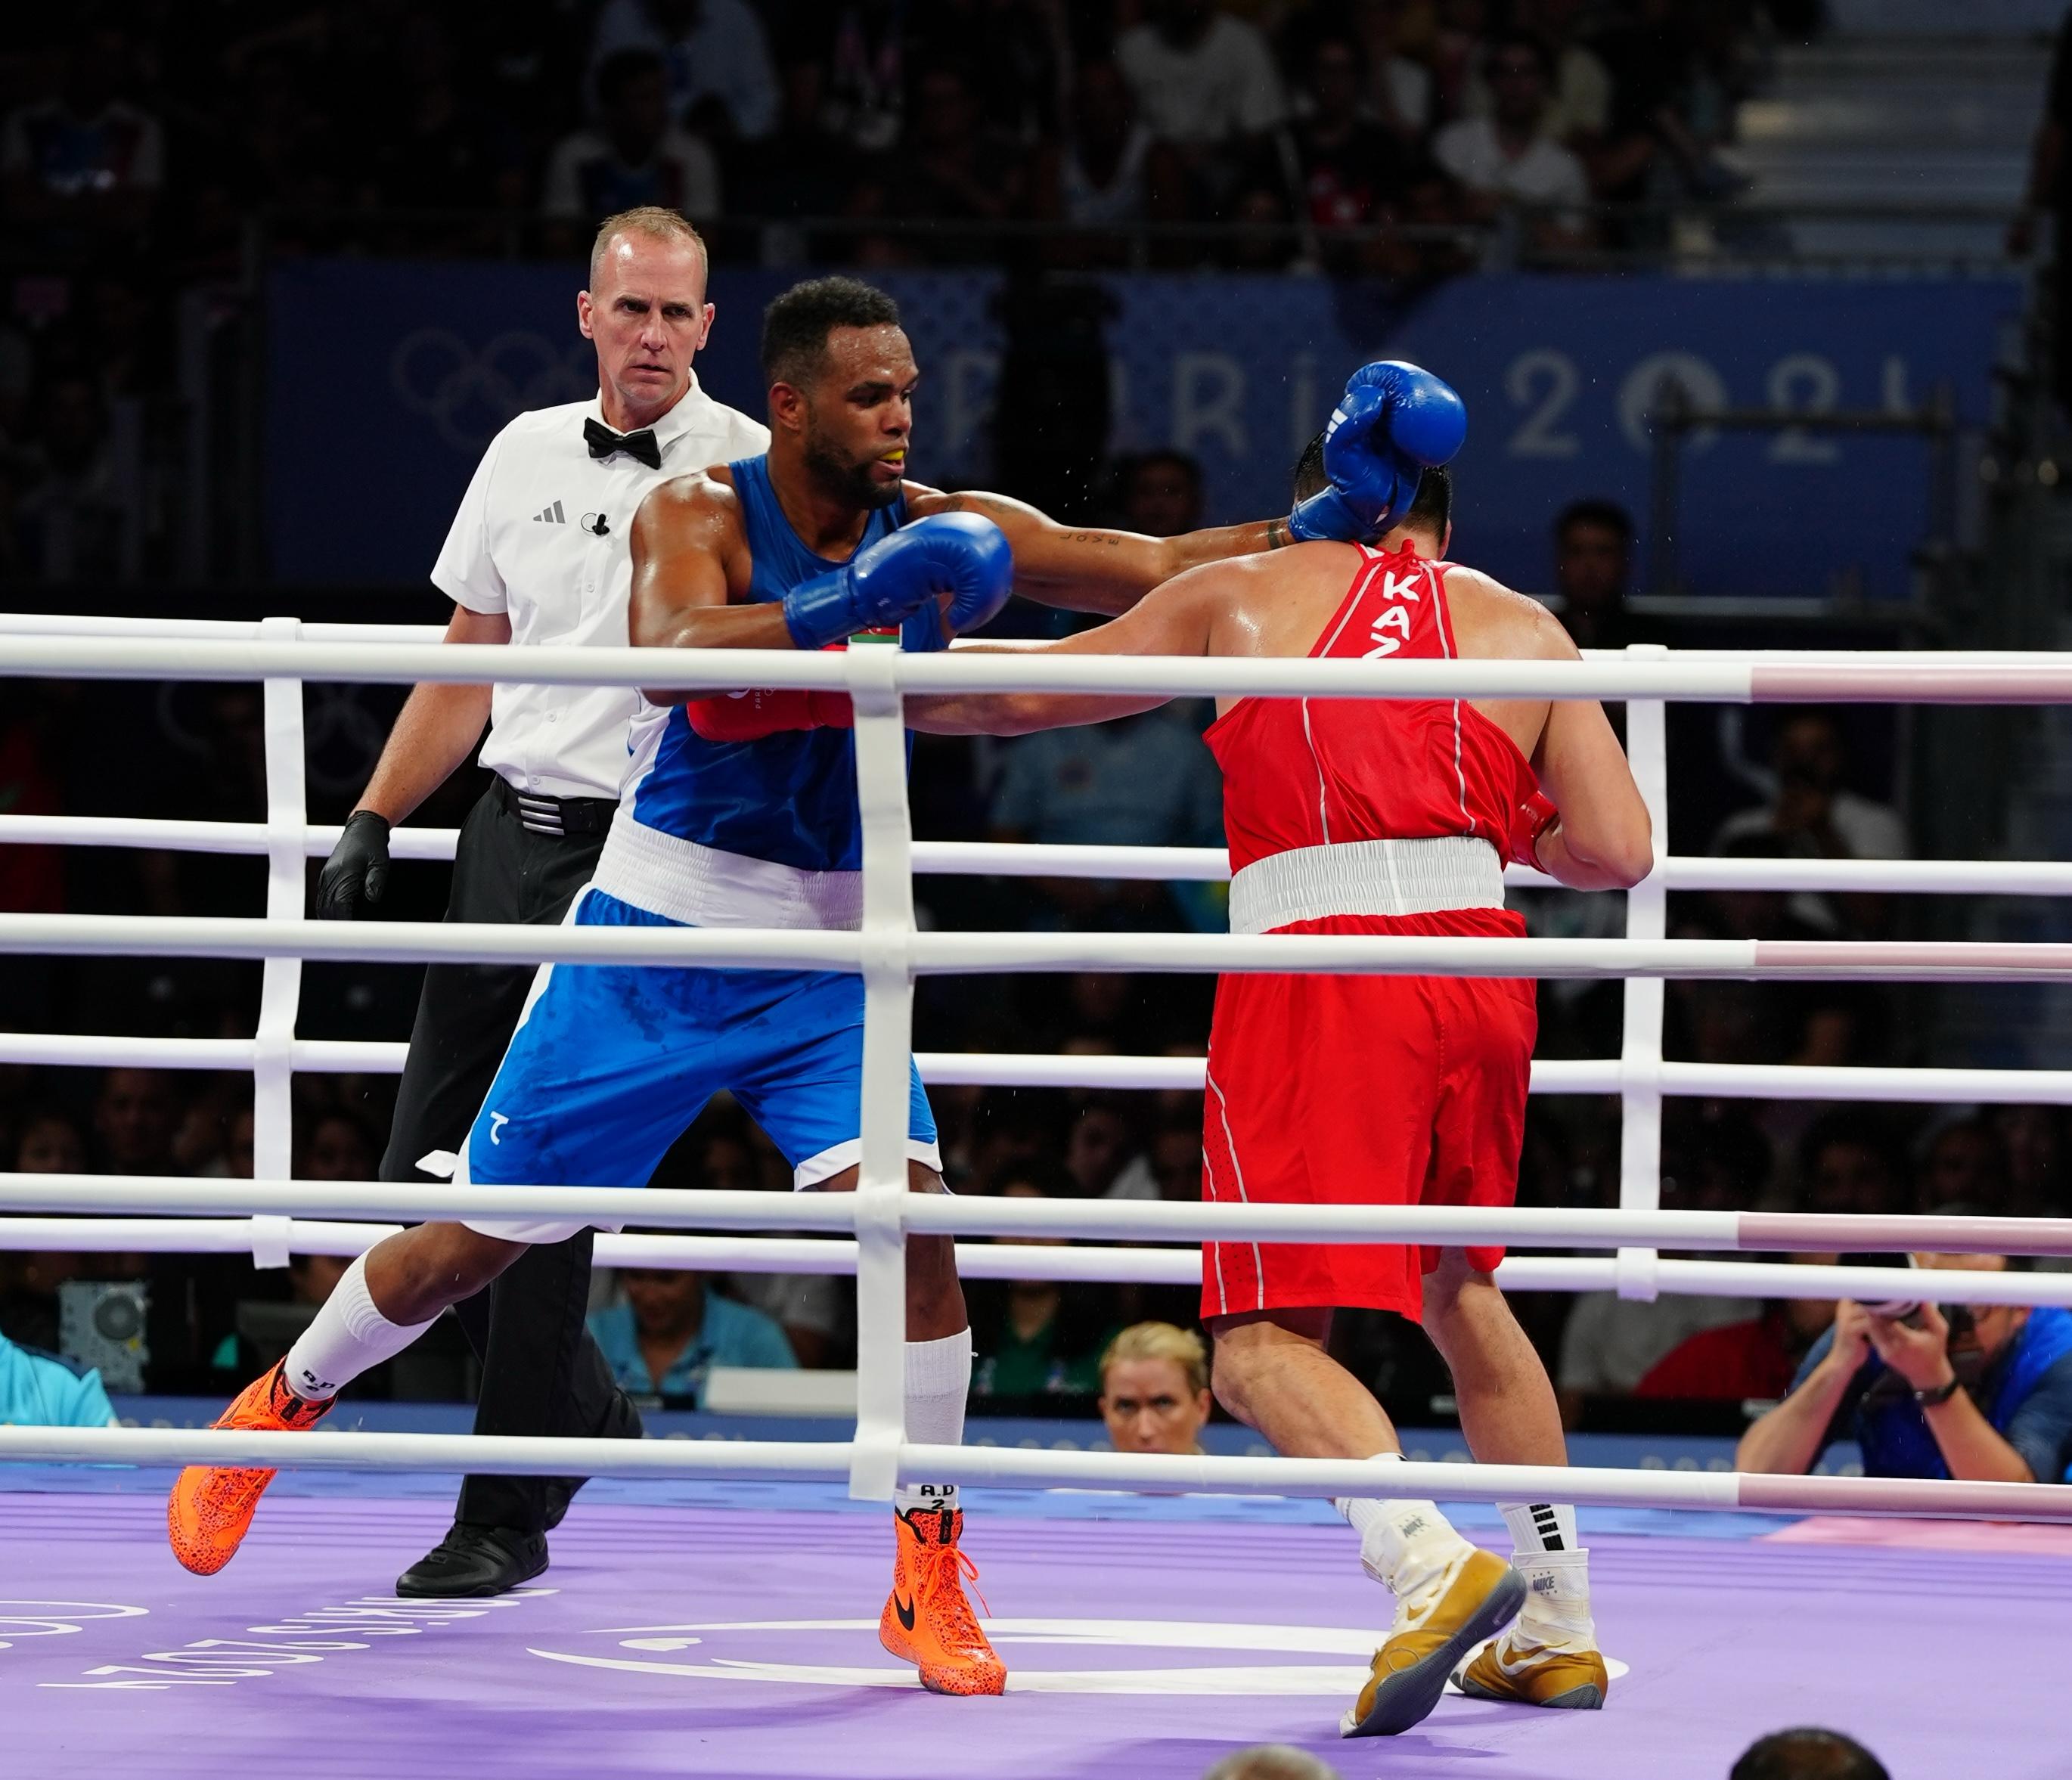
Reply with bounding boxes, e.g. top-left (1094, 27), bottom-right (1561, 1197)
top-left (315, 206), bottom-right (768, 1596)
